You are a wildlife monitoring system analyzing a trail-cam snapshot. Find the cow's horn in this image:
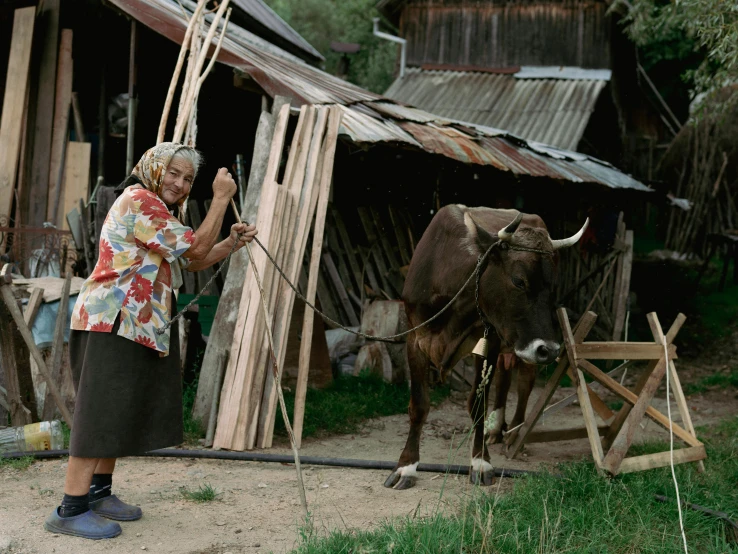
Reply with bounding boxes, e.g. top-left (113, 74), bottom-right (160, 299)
top-left (498, 212), bottom-right (524, 242)
top-left (551, 218), bottom-right (589, 250)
